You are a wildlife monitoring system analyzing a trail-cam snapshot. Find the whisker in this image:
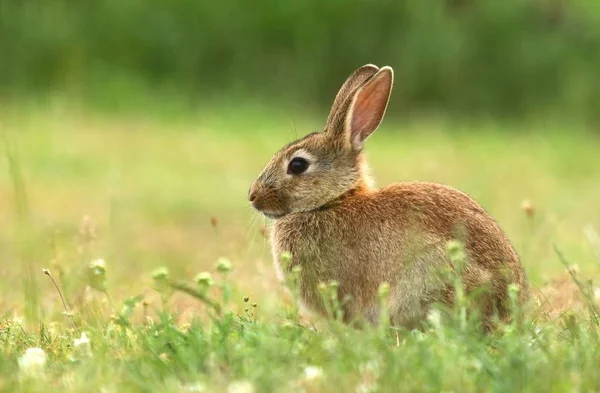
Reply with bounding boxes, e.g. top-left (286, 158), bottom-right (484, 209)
top-left (242, 211), bottom-right (258, 259)
top-left (259, 216), bottom-right (269, 258)
top-left (242, 206), bottom-right (269, 262)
